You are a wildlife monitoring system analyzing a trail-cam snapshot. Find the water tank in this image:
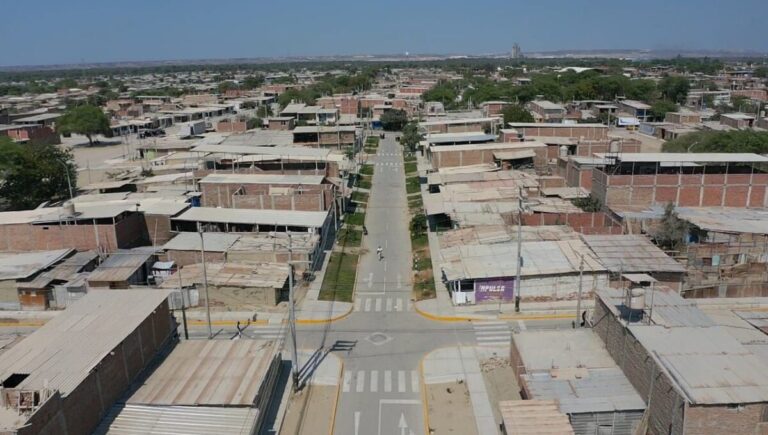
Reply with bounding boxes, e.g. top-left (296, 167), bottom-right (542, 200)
top-left (559, 145), bottom-right (569, 158)
top-left (627, 287), bottom-right (646, 311)
top-left (62, 201), bottom-right (76, 217)
top-left (609, 140), bottom-right (621, 153)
